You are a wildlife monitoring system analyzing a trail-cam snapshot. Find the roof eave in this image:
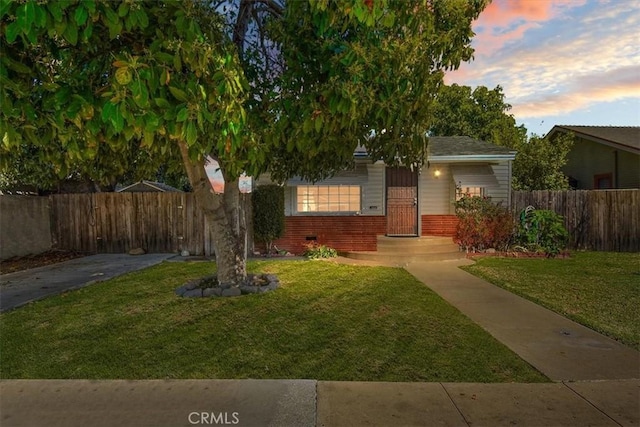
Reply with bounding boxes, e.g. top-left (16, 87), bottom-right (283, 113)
top-left (430, 154), bottom-right (517, 162)
top-left (548, 126), bottom-right (640, 154)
